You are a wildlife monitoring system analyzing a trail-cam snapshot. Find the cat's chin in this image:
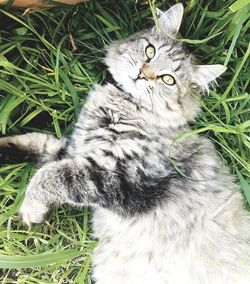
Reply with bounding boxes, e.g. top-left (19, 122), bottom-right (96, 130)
top-left (113, 76), bottom-right (163, 112)
top-left (122, 83), bottom-right (158, 111)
